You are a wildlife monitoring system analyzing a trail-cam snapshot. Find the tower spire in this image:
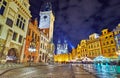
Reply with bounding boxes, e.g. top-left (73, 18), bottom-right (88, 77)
top-left (41, 1), bottom-right (52, 11)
